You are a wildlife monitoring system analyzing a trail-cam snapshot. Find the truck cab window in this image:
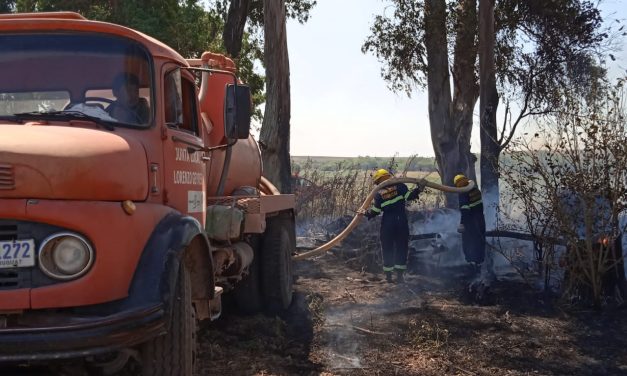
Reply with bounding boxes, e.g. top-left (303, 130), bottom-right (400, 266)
top-left (0, 33), bottom-right (153, 127)
top-left (164, 69), bottom-right (198, 135)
